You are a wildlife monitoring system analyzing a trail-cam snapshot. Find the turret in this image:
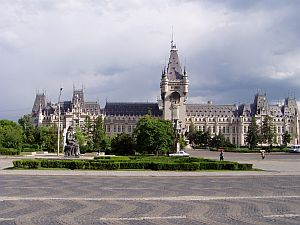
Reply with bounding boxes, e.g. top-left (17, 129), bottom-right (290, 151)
top-left (37, 101), bottom-right (43, 126)
top-left (160, 67), bottom-right (168, 99)
top-left (253, 91), bottom-right (269, 115)
top-left (182, 66), bottom-right (189, 96)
